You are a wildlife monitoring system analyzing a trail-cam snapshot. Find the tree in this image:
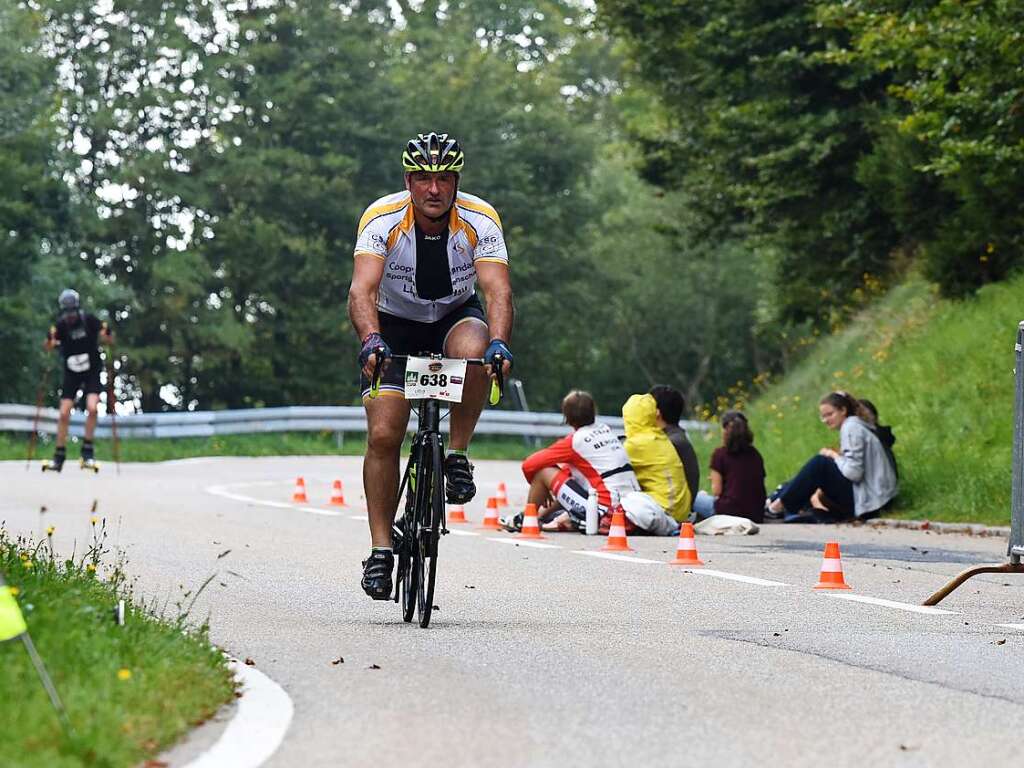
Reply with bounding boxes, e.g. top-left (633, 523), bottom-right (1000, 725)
top-left (818, 0), bottom-right (1024, 296)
